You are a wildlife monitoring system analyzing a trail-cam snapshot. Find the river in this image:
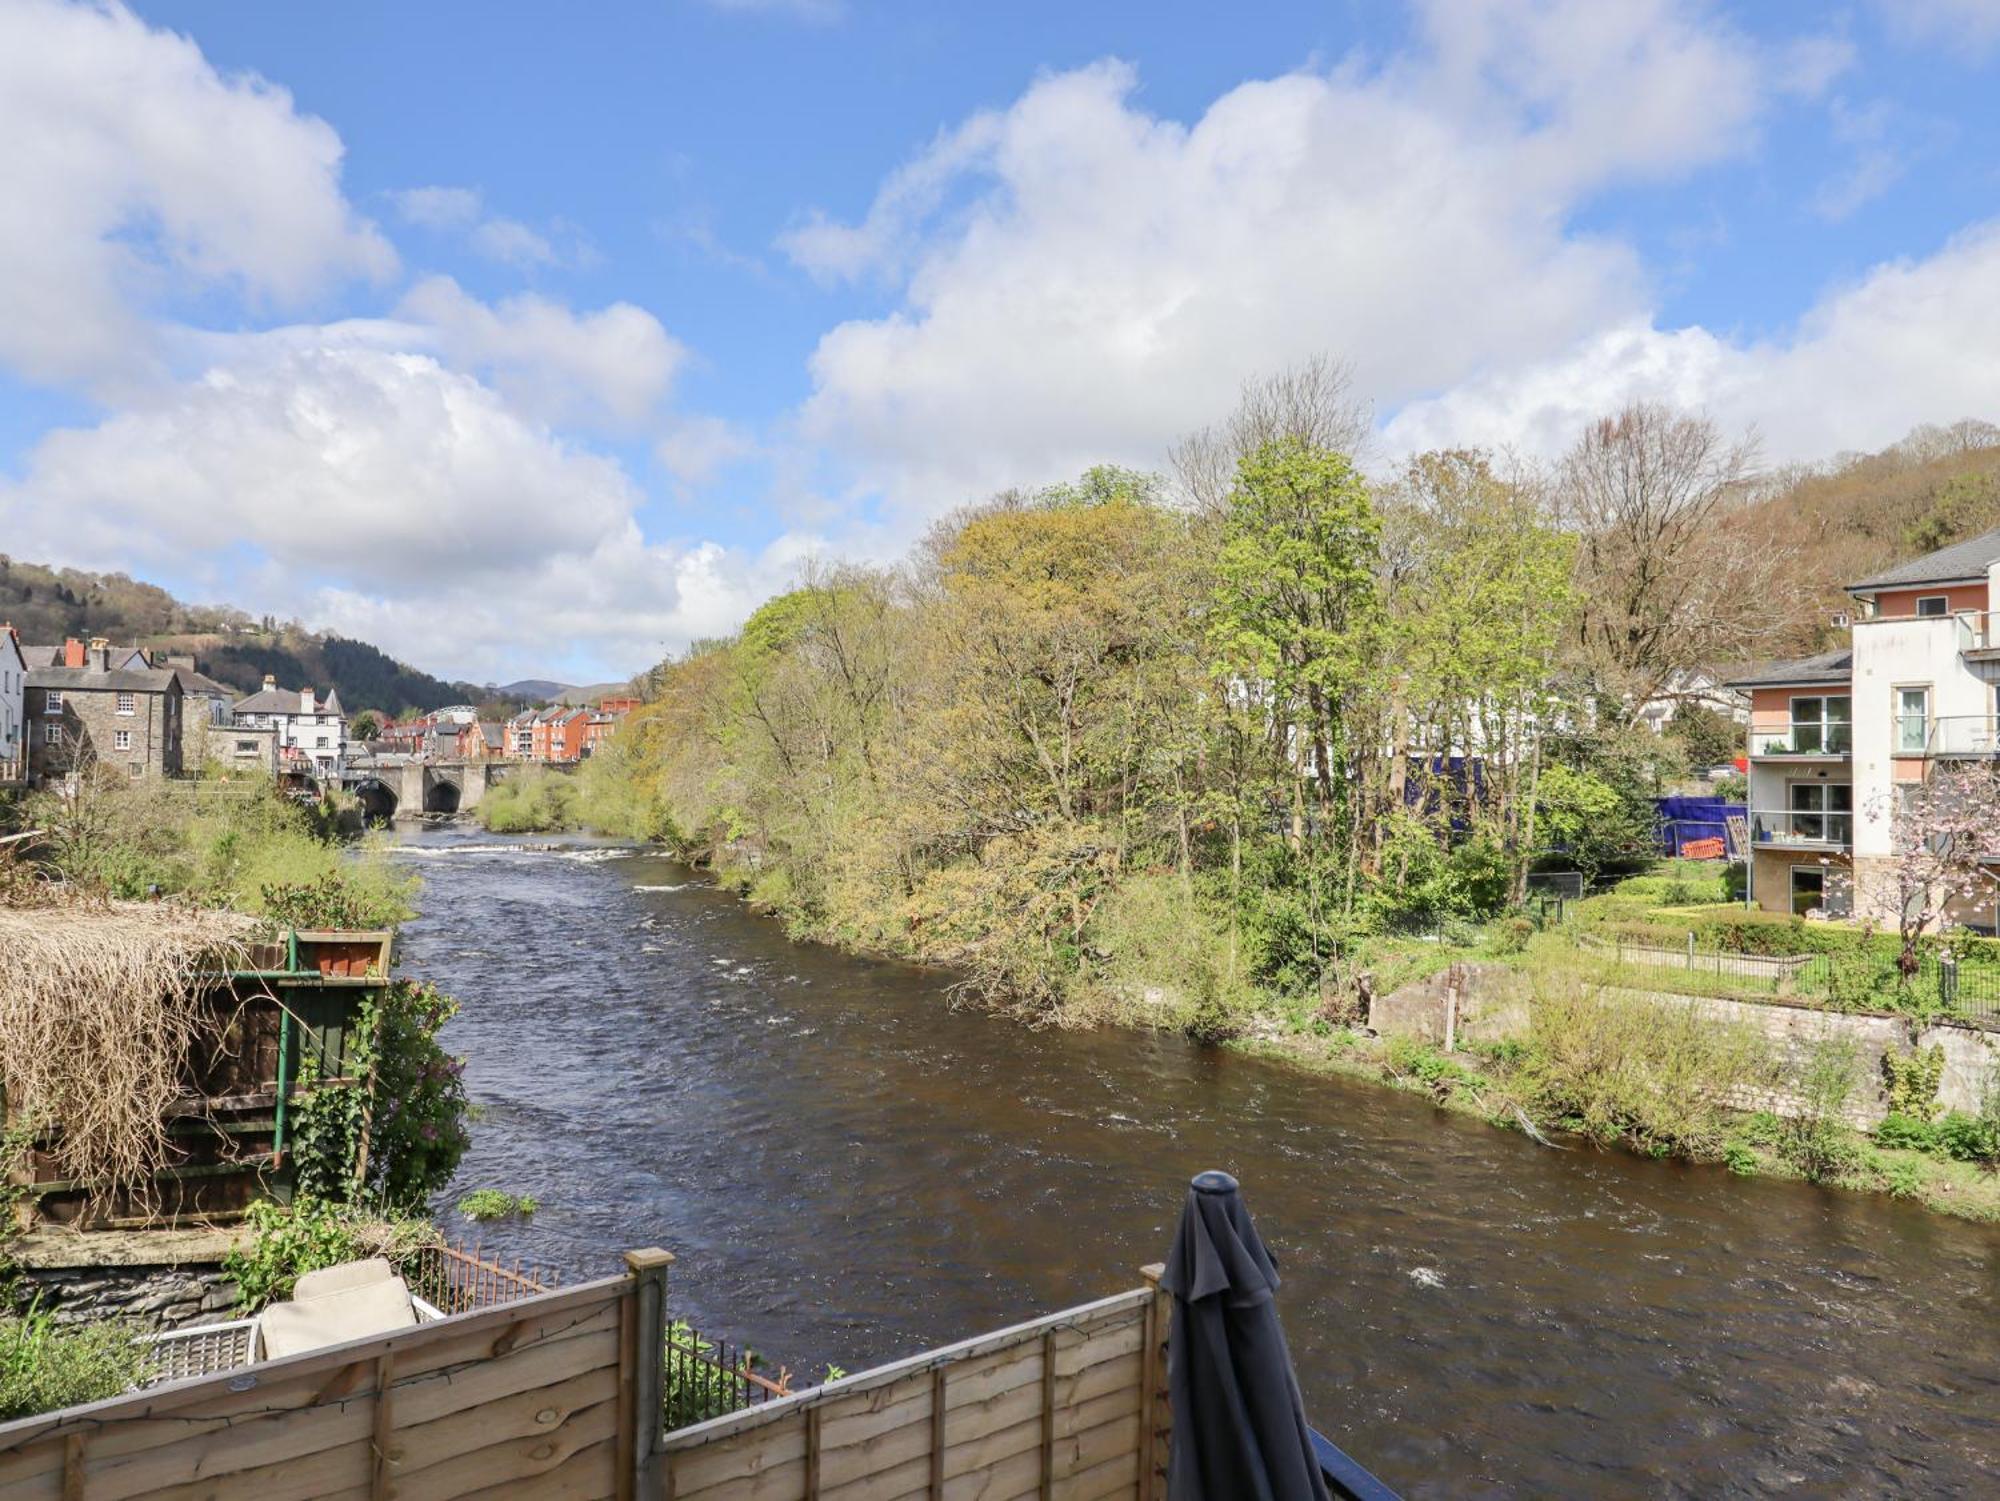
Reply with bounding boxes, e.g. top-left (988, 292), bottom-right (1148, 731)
top-left (390, 828), bottom-right (2000, 1498)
